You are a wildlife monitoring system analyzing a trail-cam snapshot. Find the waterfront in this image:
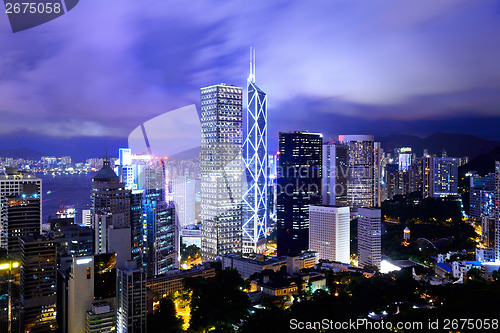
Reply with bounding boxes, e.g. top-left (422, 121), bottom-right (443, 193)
top-left (39, 172), bottom-right (96, 224)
